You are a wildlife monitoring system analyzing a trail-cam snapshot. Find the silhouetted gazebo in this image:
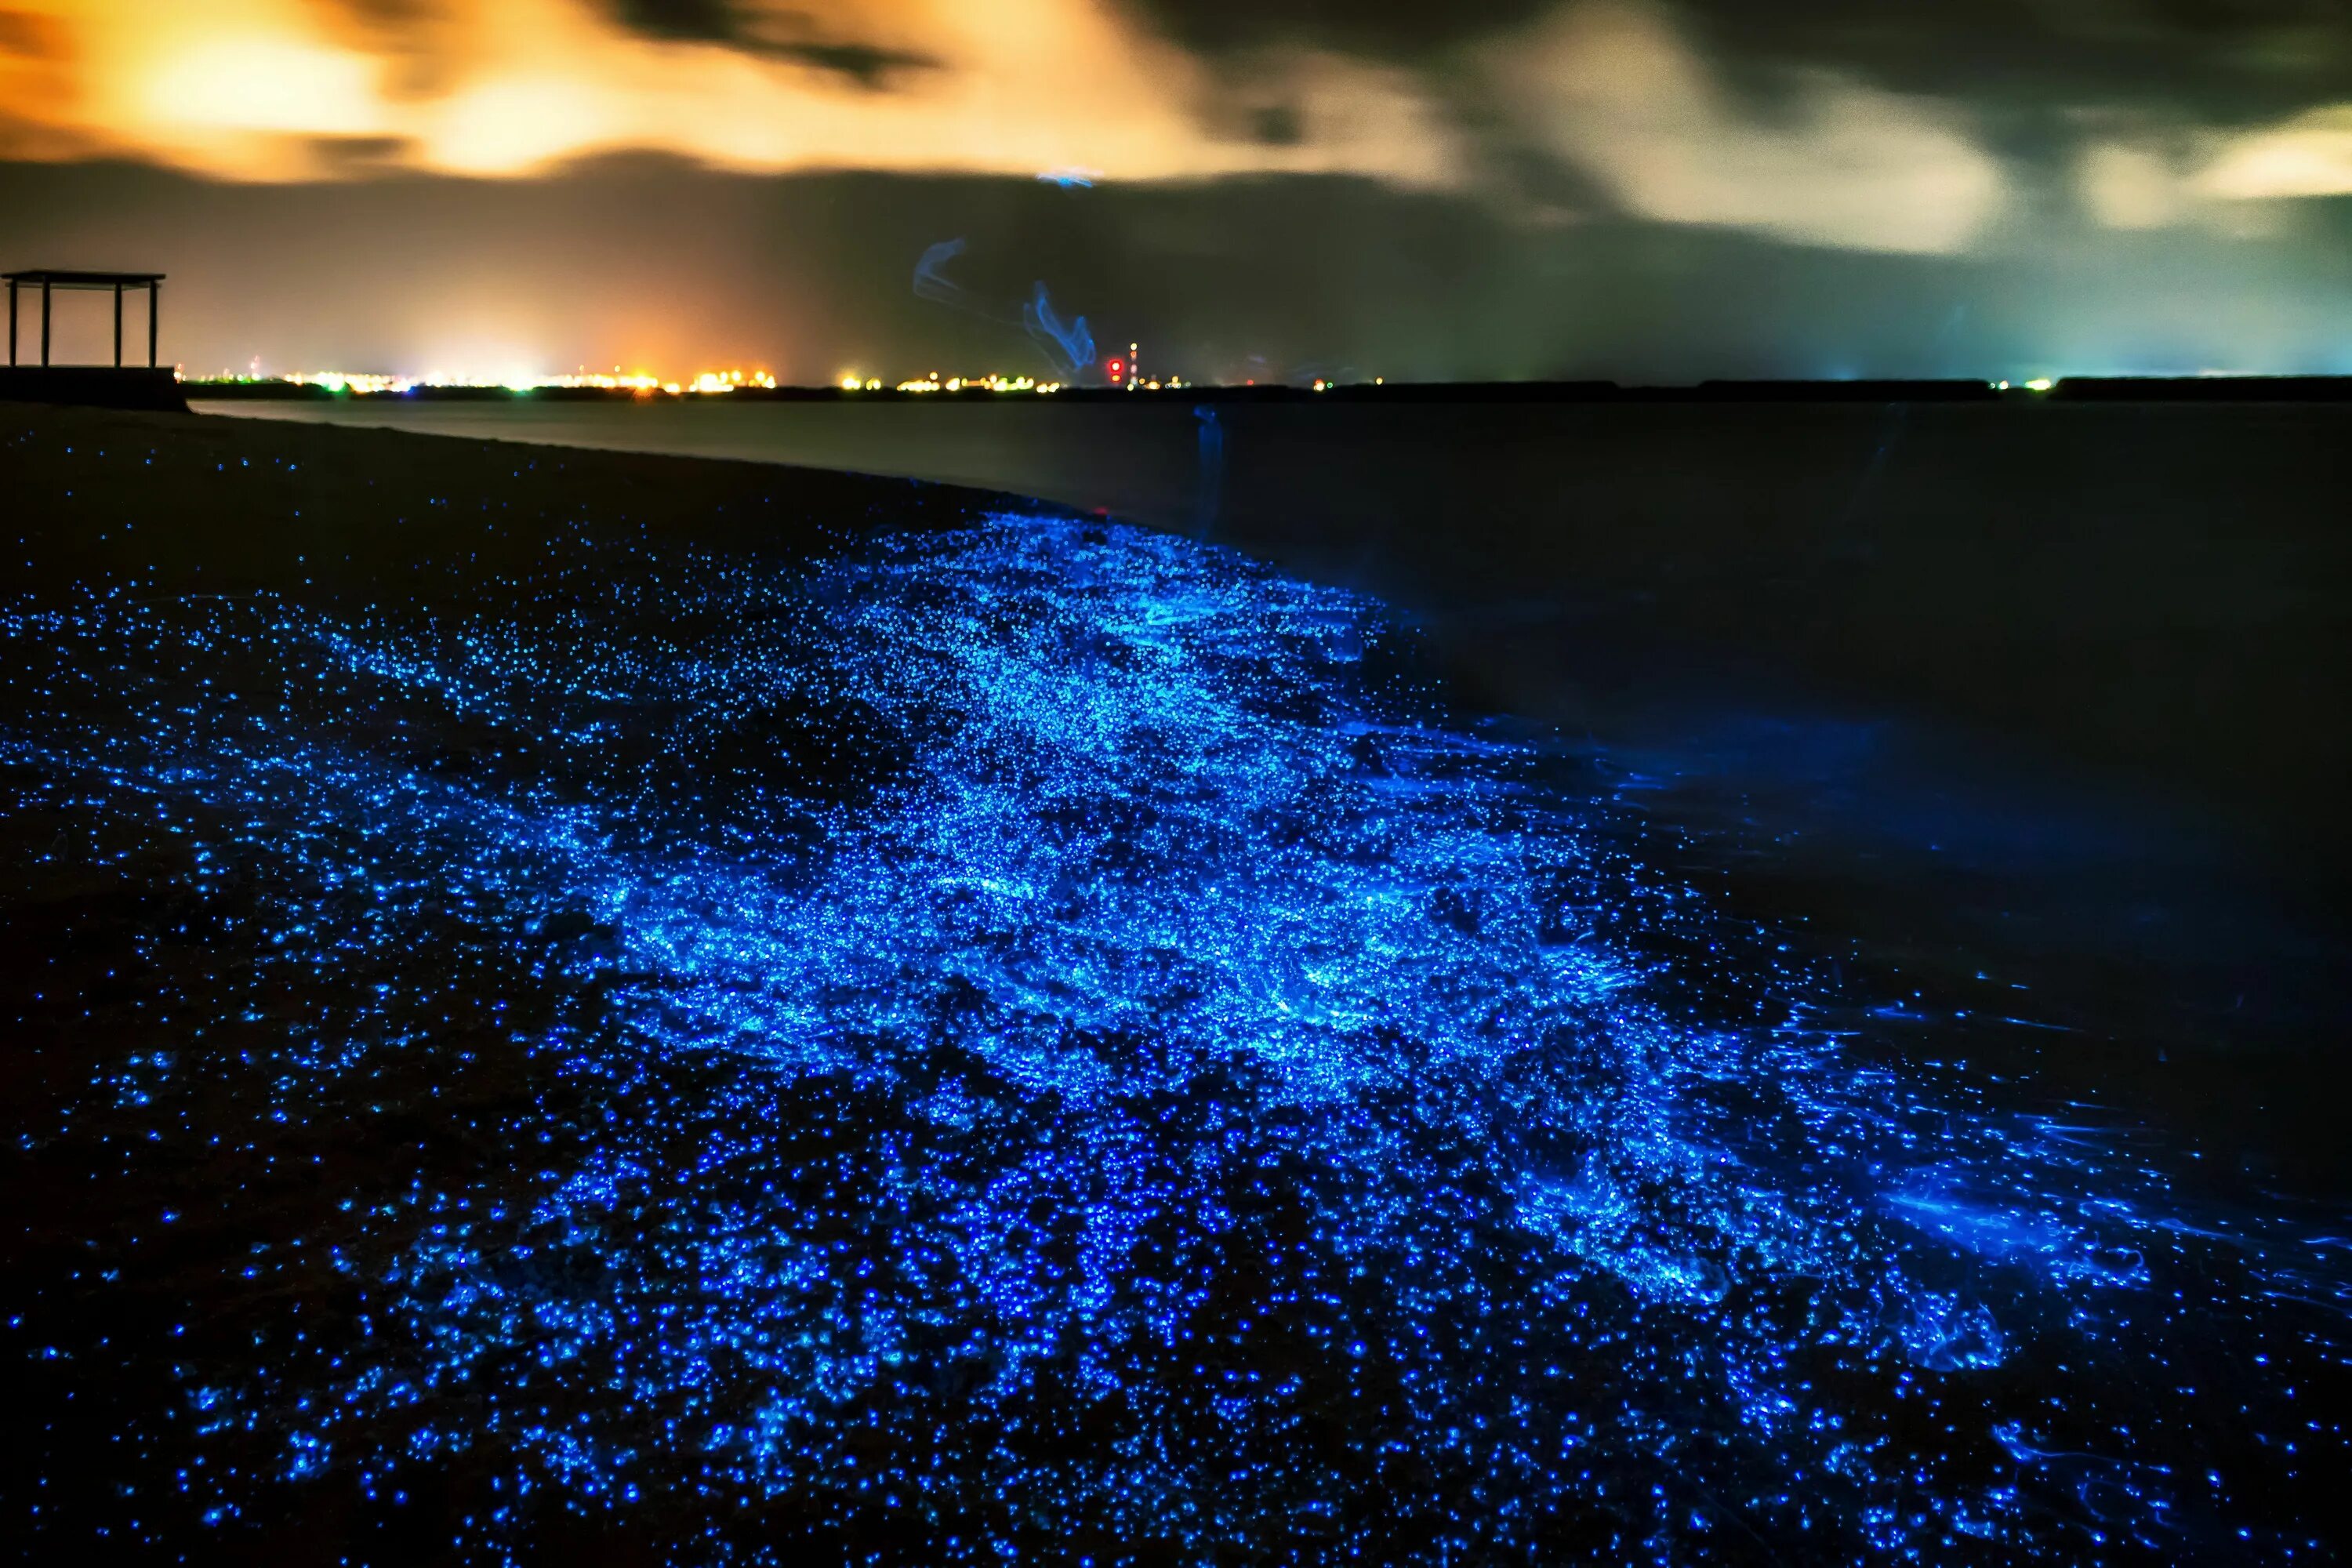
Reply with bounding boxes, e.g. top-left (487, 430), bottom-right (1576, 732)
top-left (5, 270), bottom-right (165, 369)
